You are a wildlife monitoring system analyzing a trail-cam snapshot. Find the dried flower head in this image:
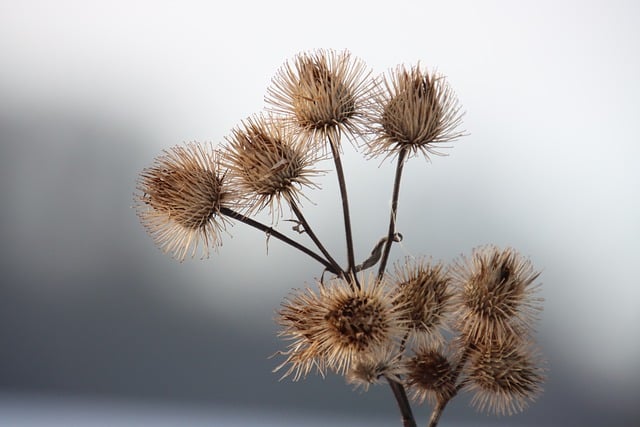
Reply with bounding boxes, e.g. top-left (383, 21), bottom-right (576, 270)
top-left (135, 142), bottom-right (233, 261)
top-left (346, 345), bottom-right (406, 391)
top-left (276, 274), bottom-right (406, 378)
top-left (274, 286), bottom-right (327, 380)
top-left (223, 114), bottom-right (323, 217)
top-left (406, 344), bottom-right (456, 405)
top-left (464, 336), bottom-right (545, 416)
top-left (367, 64), bottom-right (464, 161)
top-left (450, 246), bottom-right (542, 345)
top-left (391, 257), bottom-right (453, 345)
top-left (266, 49), bottom-right (374, 148)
